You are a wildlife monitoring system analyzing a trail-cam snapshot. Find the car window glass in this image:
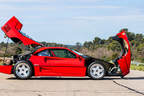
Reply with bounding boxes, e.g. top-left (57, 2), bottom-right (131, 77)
top-left (37, 50), bottom-right (50, 56)
top-left (66, 50), bottom-right (76, 58)
top-left (51, 49), bottom-right (76, 58)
